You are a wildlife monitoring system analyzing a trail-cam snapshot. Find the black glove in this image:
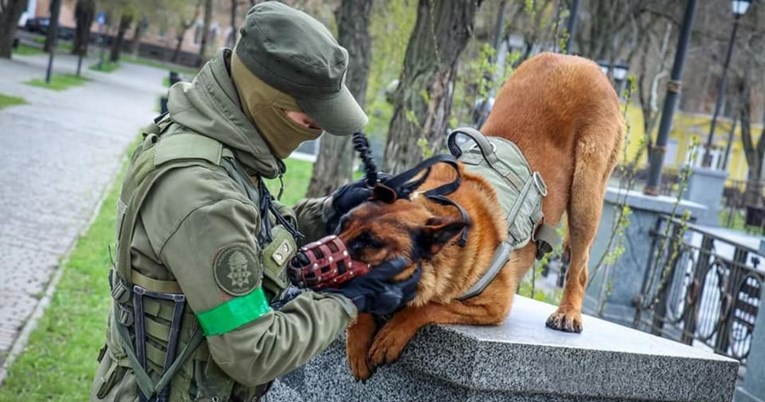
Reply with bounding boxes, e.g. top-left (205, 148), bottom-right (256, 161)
top-left (327, 174), bottom-right (391, 232)
top-left (325, 257), bottom-right (421, 315)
